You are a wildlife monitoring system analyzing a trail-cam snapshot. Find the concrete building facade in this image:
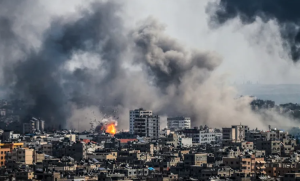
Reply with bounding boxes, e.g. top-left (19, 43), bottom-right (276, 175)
top-left (40, 120), bottom-right (45, 132)
top-left (134, 115), bottom-right (160, 138)
top-left (23, 121), bottom-right (35, 134)
top-left (184, 153), bottom-right (207, 166)
top-left (167, 117), bottom-right (191, 131)
top-left (222, 125), bottom-right (249, 142)
top-left (9, 148), bottom-right (35, 165)
top-left (130, 108), bottom-right (152, 134)
top-left (0, 148), bottom-right (10, 166)
top-left (179, 127), bottom-right (222, 144)
top-left (23, 118), bottom-right (45, 134)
